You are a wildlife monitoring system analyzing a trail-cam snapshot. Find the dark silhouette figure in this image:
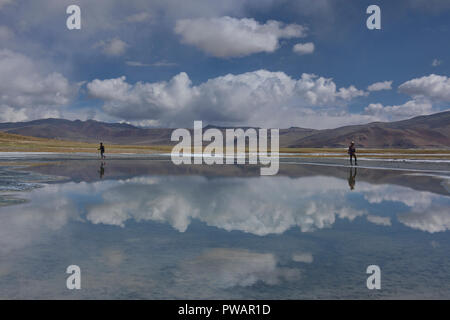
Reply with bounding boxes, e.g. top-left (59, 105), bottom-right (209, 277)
top-left (348, 167), bottom-right (357, 190)
top-left (98, 162), bottom-right (105, 179)
top-left (98, 142), bottom-right (106, 160)
top-left (348, 141), bottom-right (357, 166)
